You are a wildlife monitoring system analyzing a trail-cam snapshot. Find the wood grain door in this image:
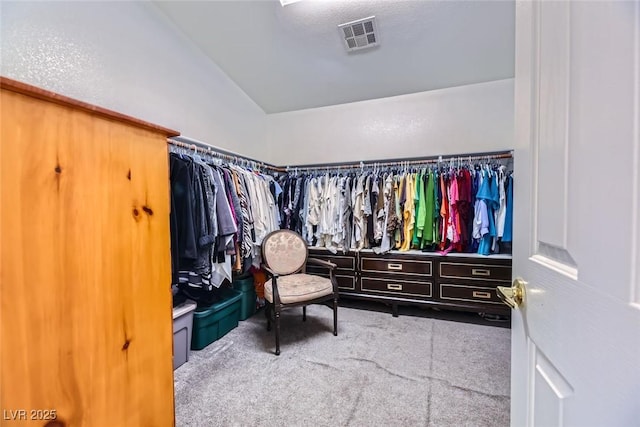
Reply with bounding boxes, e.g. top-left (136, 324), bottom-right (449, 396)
top-left (1, 84), bottom-right (175, 426)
